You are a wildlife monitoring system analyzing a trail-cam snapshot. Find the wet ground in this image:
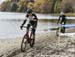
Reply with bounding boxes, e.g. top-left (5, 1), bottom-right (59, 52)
top-left (0, 32), bottom-right (75, 57)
